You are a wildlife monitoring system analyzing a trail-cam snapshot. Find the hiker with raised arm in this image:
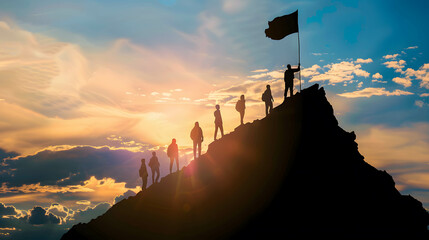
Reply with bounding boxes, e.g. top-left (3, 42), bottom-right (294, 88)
top-left (148, 152), bottom-right (160, 184)
top-left (235, 95), bottom-right (246, 125)
top-left (167, 138), bottom-right (179, 173)
top-left (214, 105), bottom-right (224, 141)
top-left (284, 64), bottom-right (300, 99)
top-left (190, 122), bottom-right (204, 160)
top-left (262, 85), bottom-right (274, 116)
